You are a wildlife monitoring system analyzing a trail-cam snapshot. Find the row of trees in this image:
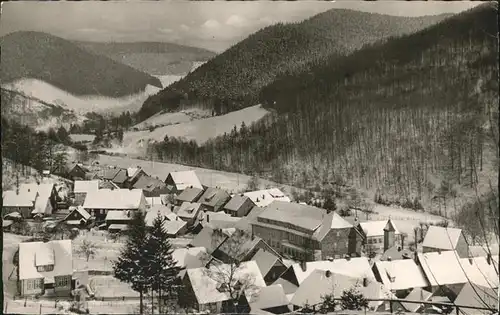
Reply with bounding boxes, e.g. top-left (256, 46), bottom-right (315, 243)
top-left (113, 211), bottom-right (183, 314)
